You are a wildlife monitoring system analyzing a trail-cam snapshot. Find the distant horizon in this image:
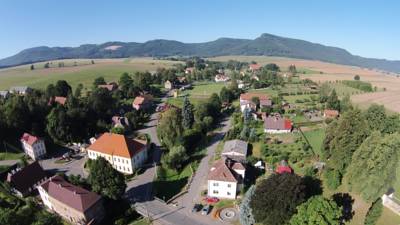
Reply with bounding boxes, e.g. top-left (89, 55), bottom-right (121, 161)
top-left (1, 0), bottom-right (400, 60)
